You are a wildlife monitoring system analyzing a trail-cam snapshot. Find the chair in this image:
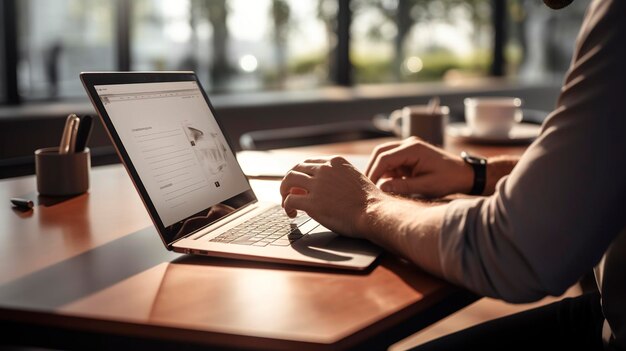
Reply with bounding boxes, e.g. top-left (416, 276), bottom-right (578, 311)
top-left (239, 120), bottom-right (393, 151)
